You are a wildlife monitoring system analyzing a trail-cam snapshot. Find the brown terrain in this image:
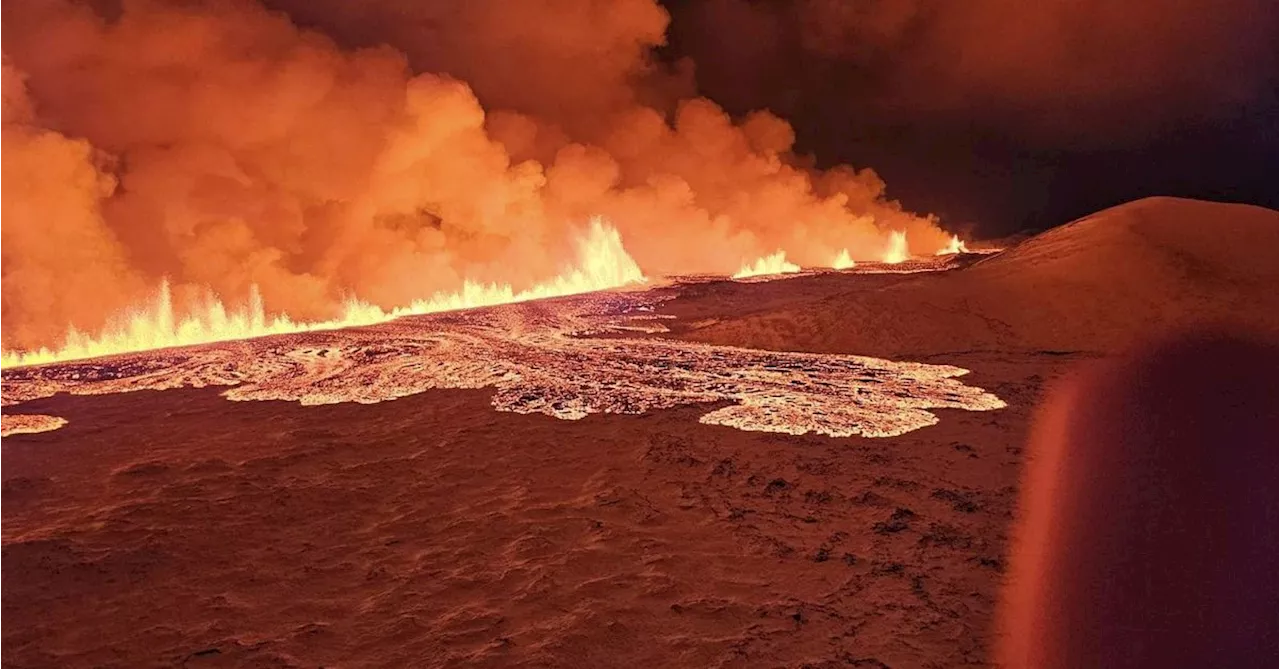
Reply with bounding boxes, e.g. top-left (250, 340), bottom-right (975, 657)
top-left (2, 197), bottom-right (1276, 668)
